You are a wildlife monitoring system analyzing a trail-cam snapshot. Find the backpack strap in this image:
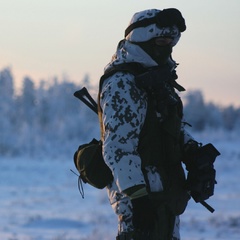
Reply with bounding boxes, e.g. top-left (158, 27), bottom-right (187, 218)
top-left (99, 62), bottom-right (147, 91)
